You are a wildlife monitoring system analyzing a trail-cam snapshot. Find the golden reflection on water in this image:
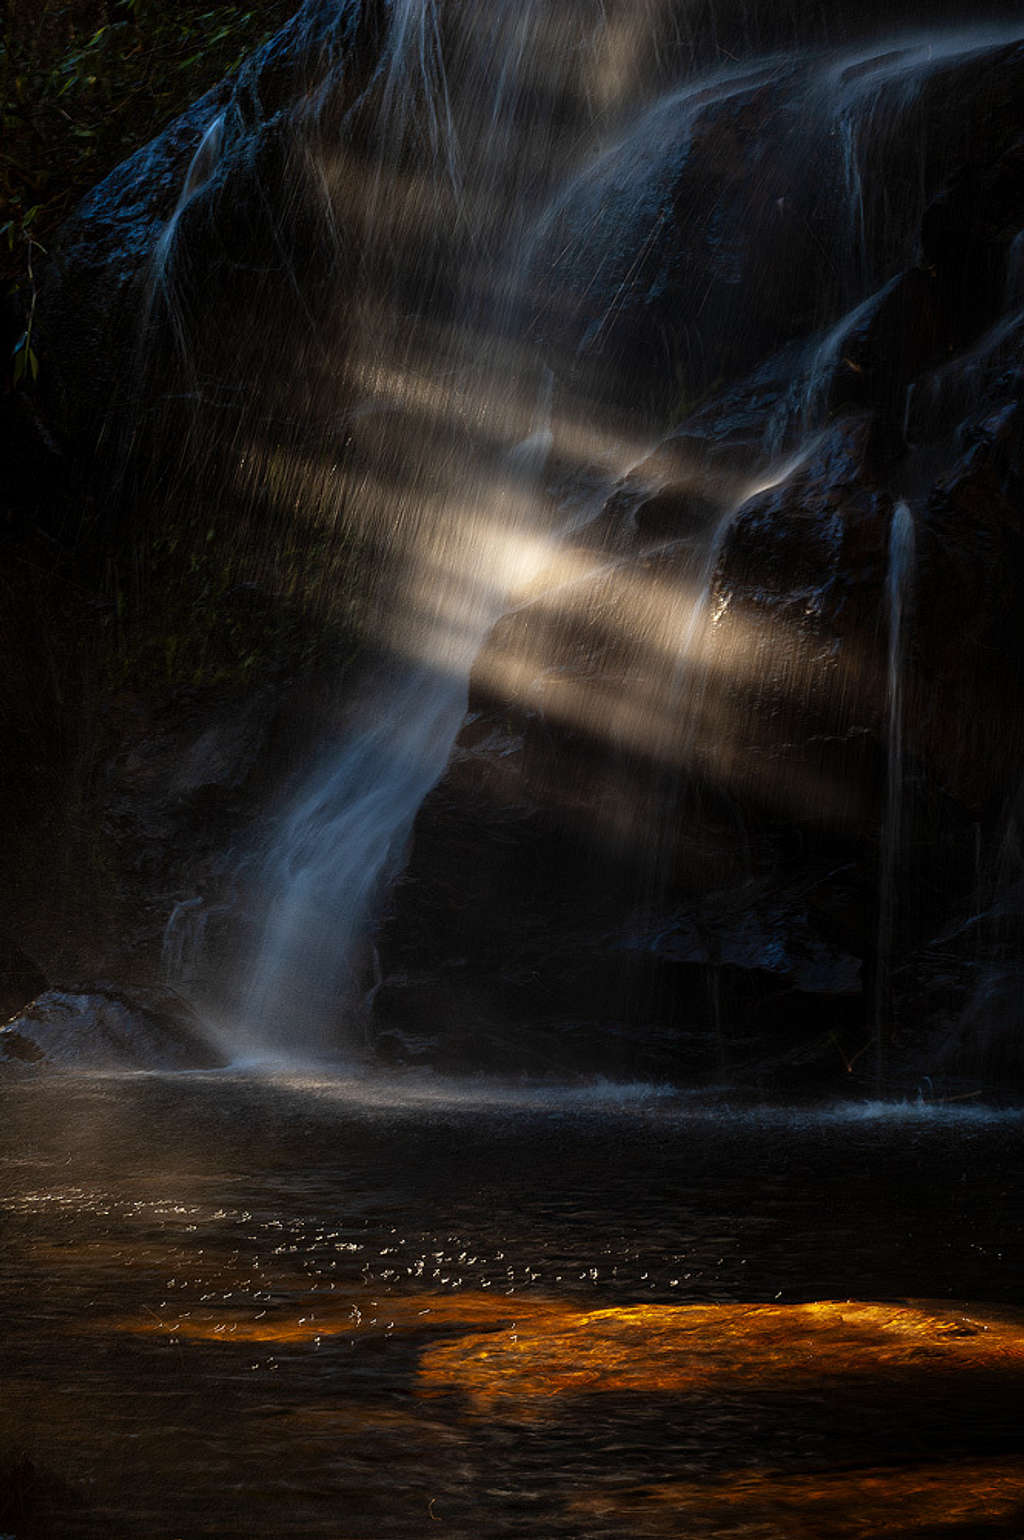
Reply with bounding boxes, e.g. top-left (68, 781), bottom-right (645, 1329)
top-left (103, 1288), bottom-right (571, 1344)
top-left (415, 1298), bottom-right (1024, 1415)
top-left (570, 1461), bottom-right (1024, 1537)
top-left (105, 1290), bottom-right (1024, 1408)
top-left (90, 1294), bottom-right (1024, 1533)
